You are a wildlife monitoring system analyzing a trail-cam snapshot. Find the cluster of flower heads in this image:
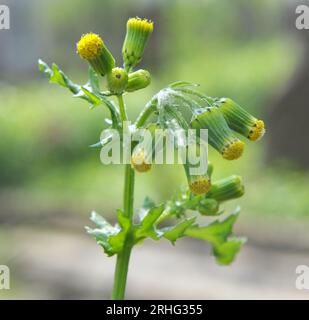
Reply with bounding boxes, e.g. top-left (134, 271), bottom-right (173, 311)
top-left (129, 84), bottom-right (265, 195)
top-left (77, 17), bottom-right (153, 94)
top-left (167, 163), bottom-right (245, 217)
top-left (186, 95), bottom-right (265, 195)
top-left (76, 17), bottom-right (265, 197)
